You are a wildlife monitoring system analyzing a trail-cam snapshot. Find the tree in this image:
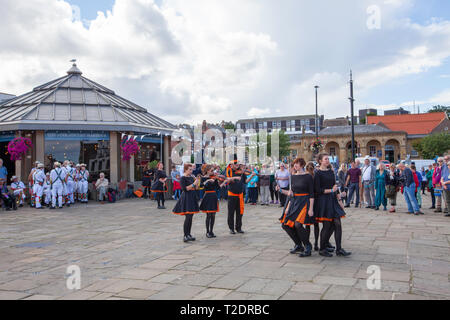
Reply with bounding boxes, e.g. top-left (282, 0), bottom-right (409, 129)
top-left (428, 105), bottom-right (450, 117)
top-left (413, 132), bottom-right (450, 159)
top-left (266, 130), bottom-right (291, 158)
top-left (223, 122), bottom-right (235, 130)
